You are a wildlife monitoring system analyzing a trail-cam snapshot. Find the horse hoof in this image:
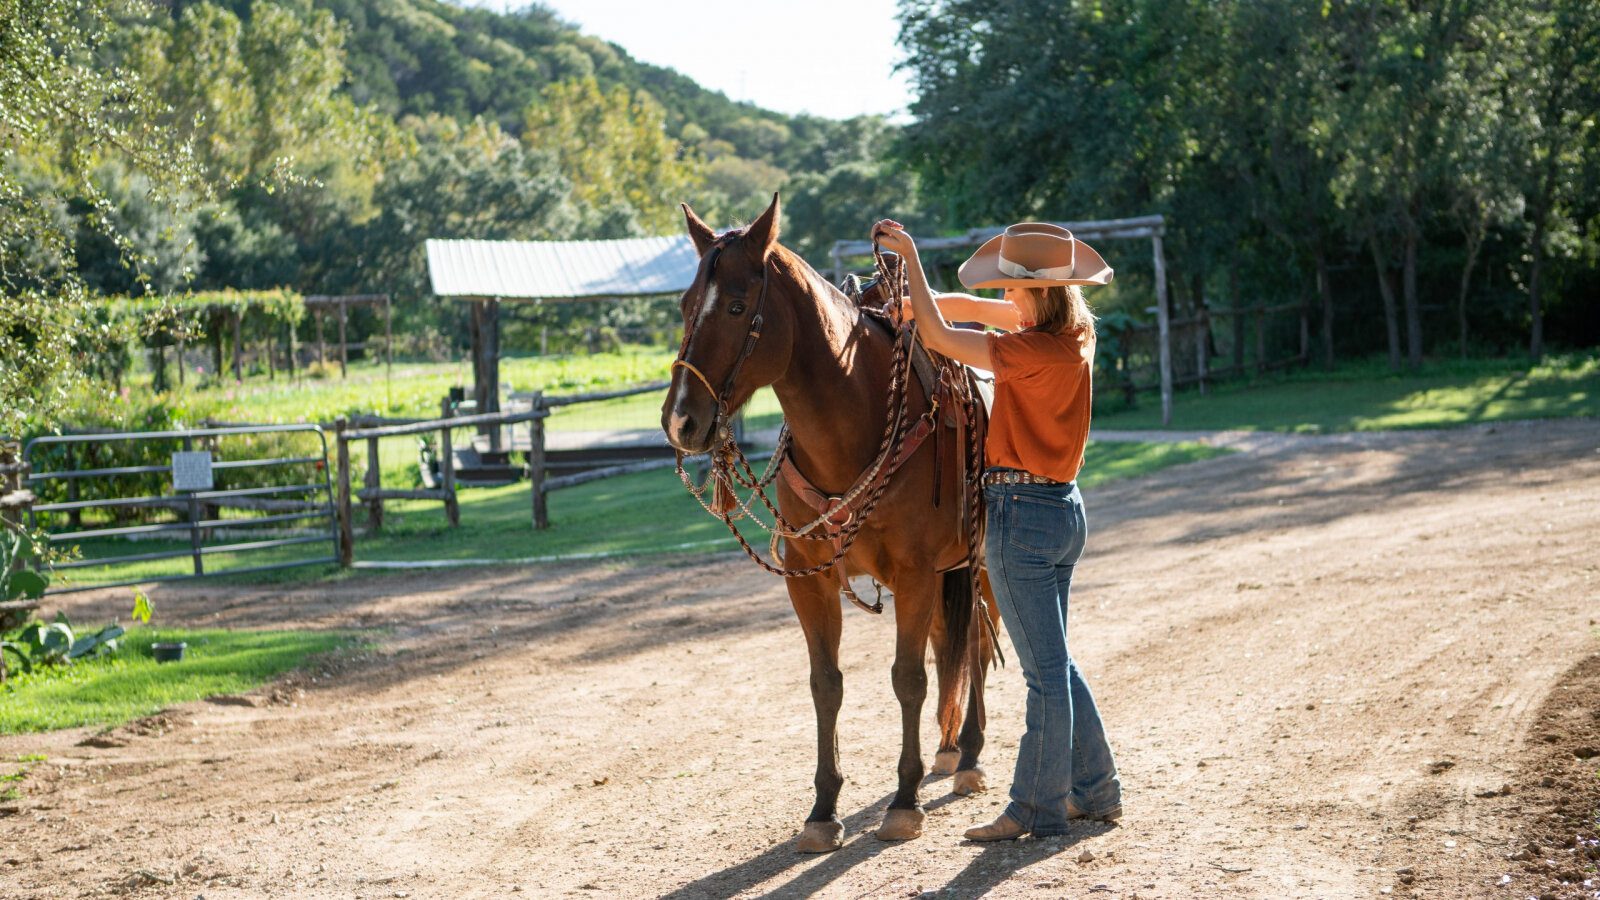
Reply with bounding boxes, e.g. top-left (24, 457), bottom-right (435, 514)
top-left (796, 819), bottom-right (844, 853)
top-left (953, 767), bottom-right (988, 796)
top-left (931, 750), bottom-right (960, 776)
top-left (875, 807), bottom-right (925, 841)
